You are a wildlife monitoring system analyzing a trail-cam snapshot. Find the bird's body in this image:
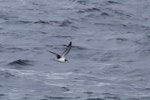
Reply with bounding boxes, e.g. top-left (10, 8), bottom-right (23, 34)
top-left (56, 56), bottom-right (66, 62)
top-left (49, 41), bottom-right (72, 63)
